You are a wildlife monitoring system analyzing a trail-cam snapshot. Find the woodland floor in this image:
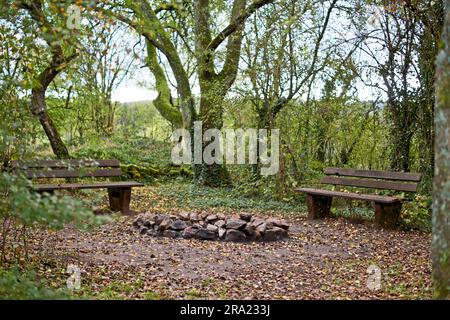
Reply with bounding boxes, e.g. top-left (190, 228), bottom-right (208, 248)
top-left (26, 183), bottom-right (432, 300)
